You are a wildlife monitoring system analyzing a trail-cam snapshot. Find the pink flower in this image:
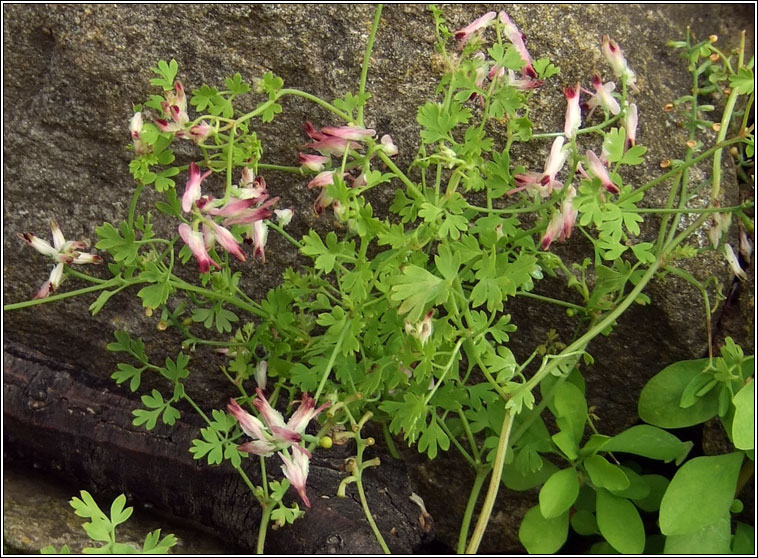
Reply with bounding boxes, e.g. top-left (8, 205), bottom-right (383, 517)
top-left (129, 112), bottom-right (149, 156)
top-left (18, 220), bottom-right (103, 299)
top-left (189, 121), bottom-right (213, 144)
top-left (585, 74), bottom-right (620, 116)
top-left (227, 388), bottom-right (329, 458)
top-left (454, 11), bottom-right (496, 45)
top-left (540, 212), bottom-right (564, 251)
top-left (251, 220), bottom-right (268, 263)
top-left (541, 136), bottom-right (568, 193)
top-left (307, 170), bottom-right (337, 190)
top-left (586, 150), bottom-right (619, 194)
top-left (182, 162), bottom-right (213, 213)
top-left (279, 449), bottom-right (311, 508)
top-left (178, 223), bottom-right (219, 273)
top-left (306, 135), bottom-right (360, 157)
top-left (602, 35), bottom-right (637, 88)
top-left (499, 11), bottom-right (537, 78)
top-left (298, 152), bottom-right (330, 172)
top-left (624, 103), bottom-right (638, 148)
top-left (563, 83), bottom-right (582, 139)
top-left (560, 186), bottom-right (578, 241)
top-left (204, 220), bottom-right (246, 262)
top-left (320, 125), bottom-right (376, 141)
